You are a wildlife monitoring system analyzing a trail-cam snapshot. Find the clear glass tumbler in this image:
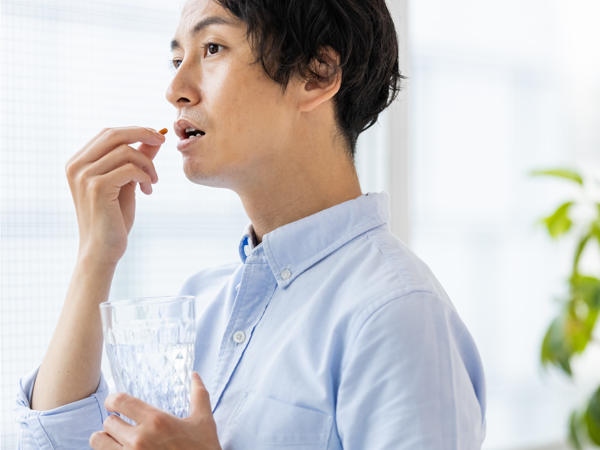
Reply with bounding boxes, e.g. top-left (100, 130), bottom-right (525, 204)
top-left (99, 295), bottom-right (196, 425)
